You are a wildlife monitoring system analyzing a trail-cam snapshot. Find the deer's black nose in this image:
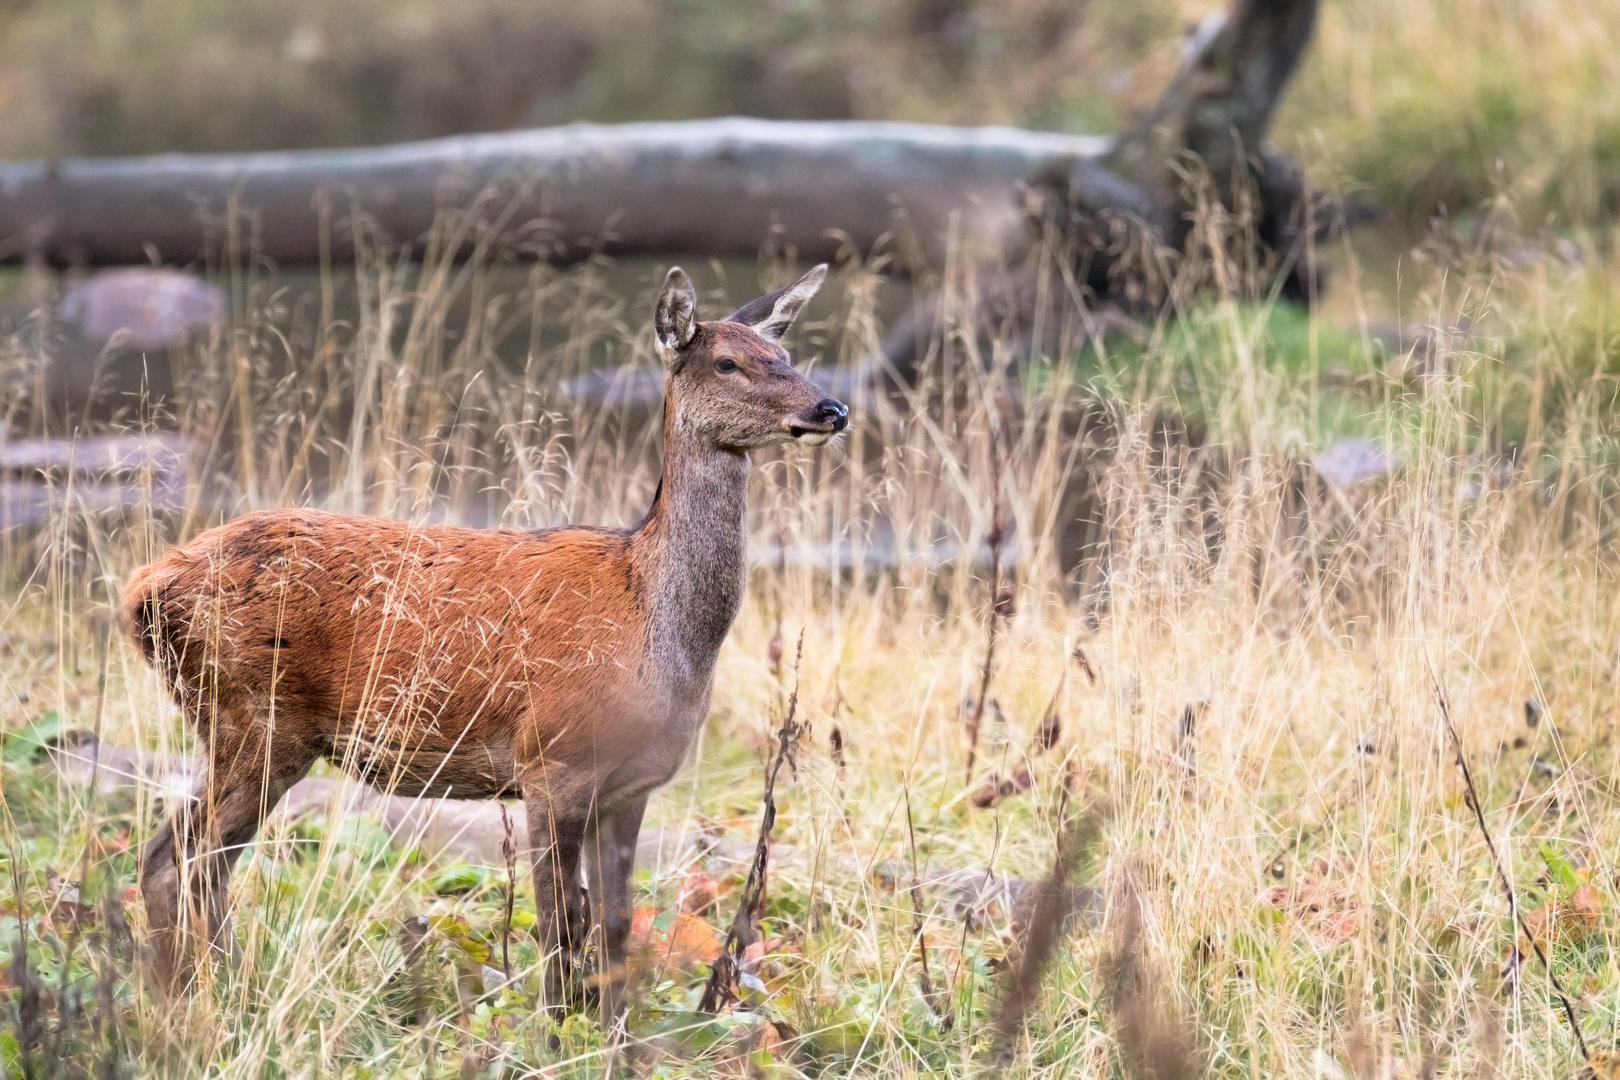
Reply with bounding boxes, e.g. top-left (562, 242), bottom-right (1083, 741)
top-left (815, 398), bottom-right (849, 431)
